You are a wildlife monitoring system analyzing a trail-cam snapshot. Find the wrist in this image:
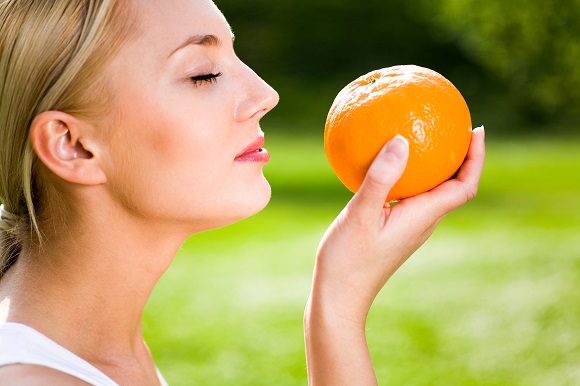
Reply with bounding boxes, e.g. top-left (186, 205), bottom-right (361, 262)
top-left (307, 271), bottom-right (375, 327)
